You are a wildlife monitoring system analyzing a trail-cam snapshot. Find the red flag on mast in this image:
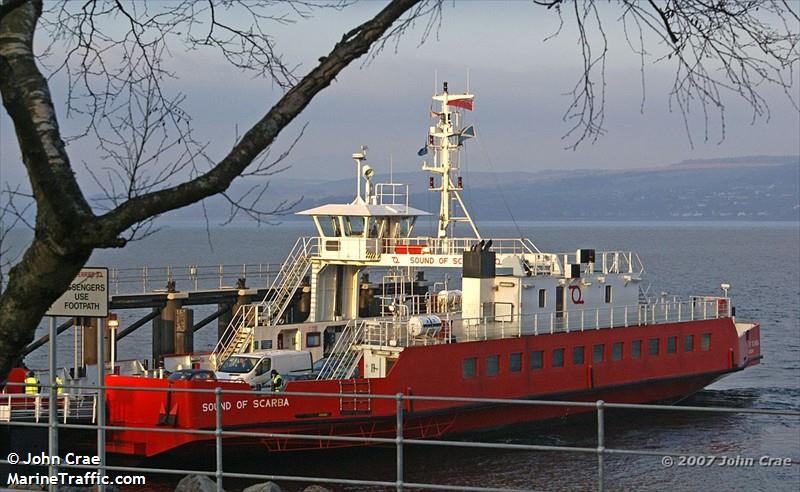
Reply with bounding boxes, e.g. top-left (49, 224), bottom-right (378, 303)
top-left (446, 95), bottom-right (474, 111)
